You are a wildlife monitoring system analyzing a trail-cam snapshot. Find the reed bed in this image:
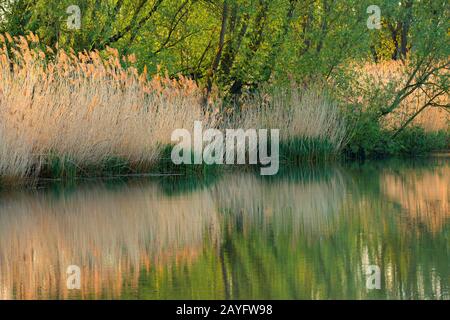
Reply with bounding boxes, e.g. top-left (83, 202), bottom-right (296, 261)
top-left (0, 33), bottom-right (348, 182)
top-left (0, 33), bottom-right (210, 181)
top-left (5, 33), bottom-right (431, 182)
top-left (232, 85), bottom-right (347, 161)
